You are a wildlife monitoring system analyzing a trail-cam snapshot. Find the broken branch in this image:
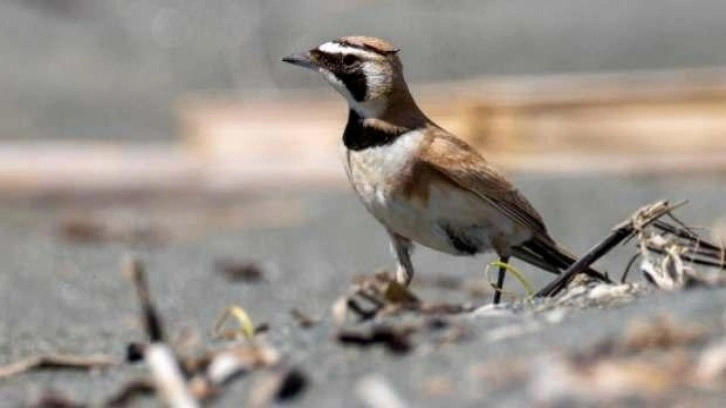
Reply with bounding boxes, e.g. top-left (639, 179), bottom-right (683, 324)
top-left (124, 256), bottom-right (164, 342)
top-left (537, 200), bottom-right (680, 297)
top-left (0, 353), bottom-right (119, 379)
